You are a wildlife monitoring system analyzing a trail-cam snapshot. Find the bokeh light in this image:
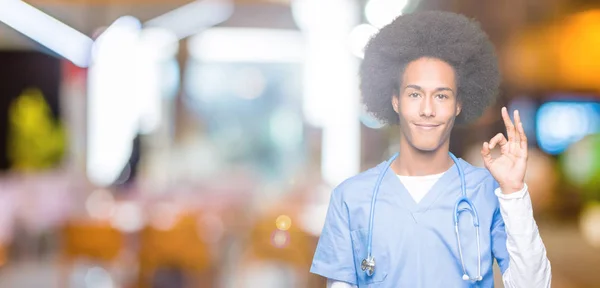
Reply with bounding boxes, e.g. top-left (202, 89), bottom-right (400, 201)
top-left (149, 202), bottom-right (180, 231)
top-left (536, 101), bottom-right (600, 155)
top-left (365, 0), bottom-right (409, 29)
top-left (580, 202), bottom-right (600, 249)
top-left (276, 215), bottom-right (292, 231)
top-left (561, 133), bottom-right (600, 196)
top-left (110, 202), bottom-right (144, 233)
top-left (84, 266), bottom-right (114, 288)
top-left (298, 203), bottom-right (329, 237)
top-left (523, 148), bottom-right (559, 212)
top-left (348, 24), bottom-right (378, 59)
top-left (271, 230), bottom-right (290, 248)
top-left (360, 104), bottom-right (385, 129)
top-left (85, 189), bottom-right (116, 220)
top-left (556, 10), bottom-right (600, 90)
